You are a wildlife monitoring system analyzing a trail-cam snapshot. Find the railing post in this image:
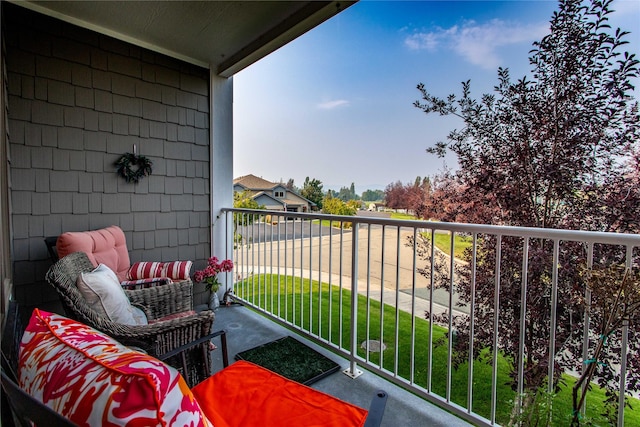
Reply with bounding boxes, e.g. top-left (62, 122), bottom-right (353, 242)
top-left (618, 319), bottom-right (628, 427)
top-left (545, 239), bottom-right (560, 427)
top-left (581, 243), bottom-right (594, 417)
top-left (344, 222), bottom-right (362, 379)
